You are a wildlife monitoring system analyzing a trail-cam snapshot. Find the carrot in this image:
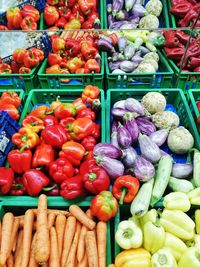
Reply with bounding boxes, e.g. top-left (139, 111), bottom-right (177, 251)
top-left (47, 213), bottom-right (56, 229)
top-left (86, 209), bottom-right (93, 219)
top-left (49, 227), bottom-right (60, 267)
top-left (77, 253), bottom-right (88, 267)
top-left (18, 217), bottom-right (24, 229)
top-left (14, 230), bottom-right (24, 267)
top-left (69, 206), bottom-right (96, 230)
top-left (0, 212), bottom-right (14, 266)
top-left (14, 230), bottom-right (23, 260)
top-left (55, 214), bottom-right (66, 263)
top-left (107, 265), bottom-right (116, 267)
top-left (0, 221), bottom-right (1, 246)
top-left (85, 231), bottom-right (98, 267)
top-left (65, 229), bottom-right (80, 267)
top-left (97, 222), bottom-right (107, 267)
top-left (21, 209), bottom-right (34, 267)
top-left (6, 254), bottom-right (13, 267)
top-left (35, 194), bottom-right (50, 265)
top-left (11, 218), bottom-right (19, 253)
top-left (61, 216), bottom-right (76, 267)
top-left (28, 233), bottom-right (38, 267)
top-left (32, 209), bottom-right (69, 216)
top-left (77, 225), bottom-right (87, 263)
